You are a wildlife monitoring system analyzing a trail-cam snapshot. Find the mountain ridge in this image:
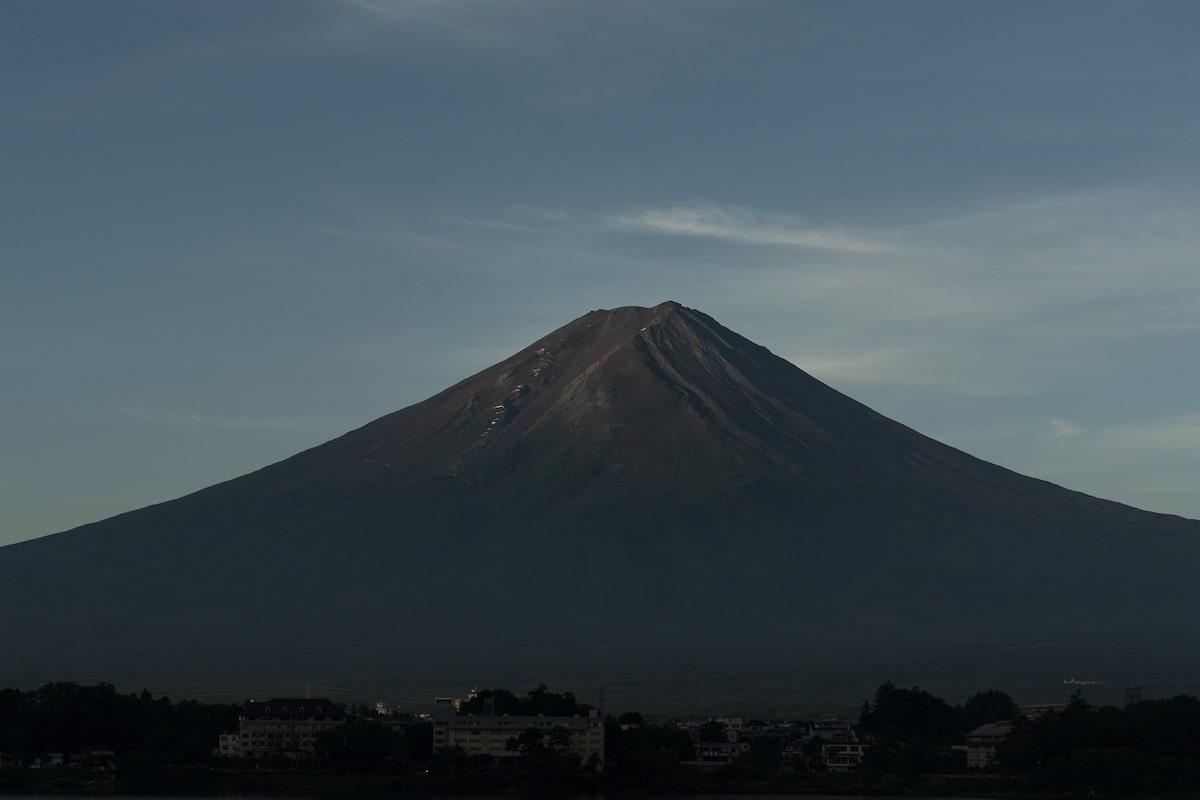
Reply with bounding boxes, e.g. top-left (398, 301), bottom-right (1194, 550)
top-left (2, 302), bottom-right (1197, 711)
